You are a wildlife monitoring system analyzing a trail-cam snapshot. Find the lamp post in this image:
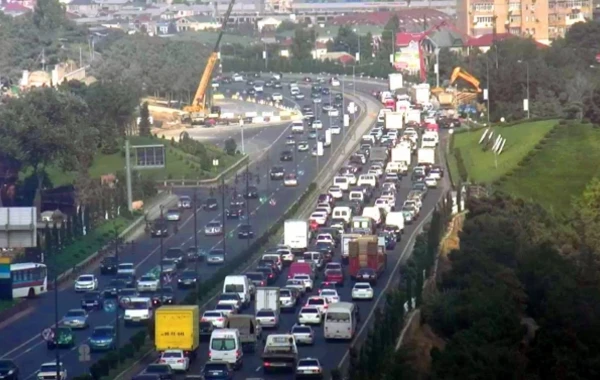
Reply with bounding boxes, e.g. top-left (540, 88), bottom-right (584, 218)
top-left (159, 206), bottom-right (165, 294)
top-left (221, 176), bottom-right (227, 255)
top-left (486, 58), bottom-right (491, 125)
top-left (193, 191), bottom-right (200, 294)
top-left (48, 222), bottom-right (61, 380)
top-left (245, 164), bottom-right (251, 247)
top-left (517, 59), bottom-right (530, 119)
top-left (112, 226), bottom-right (121, 352)
top-left (239, 118), bottom-right (245, 155)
